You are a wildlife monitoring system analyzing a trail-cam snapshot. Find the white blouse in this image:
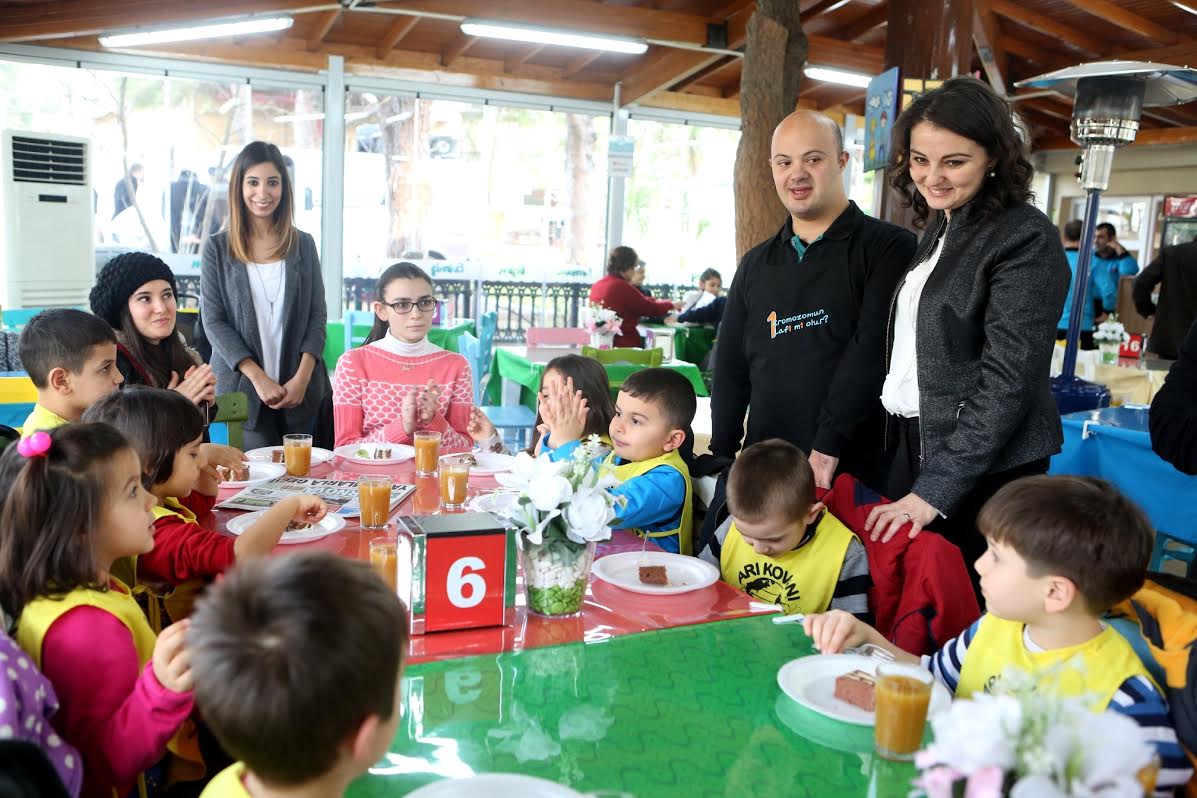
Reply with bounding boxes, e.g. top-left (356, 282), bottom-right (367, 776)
top-left (246, 260), bottom-right (286, 381)
top-left (880, 232), bottom-right (947, 418)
